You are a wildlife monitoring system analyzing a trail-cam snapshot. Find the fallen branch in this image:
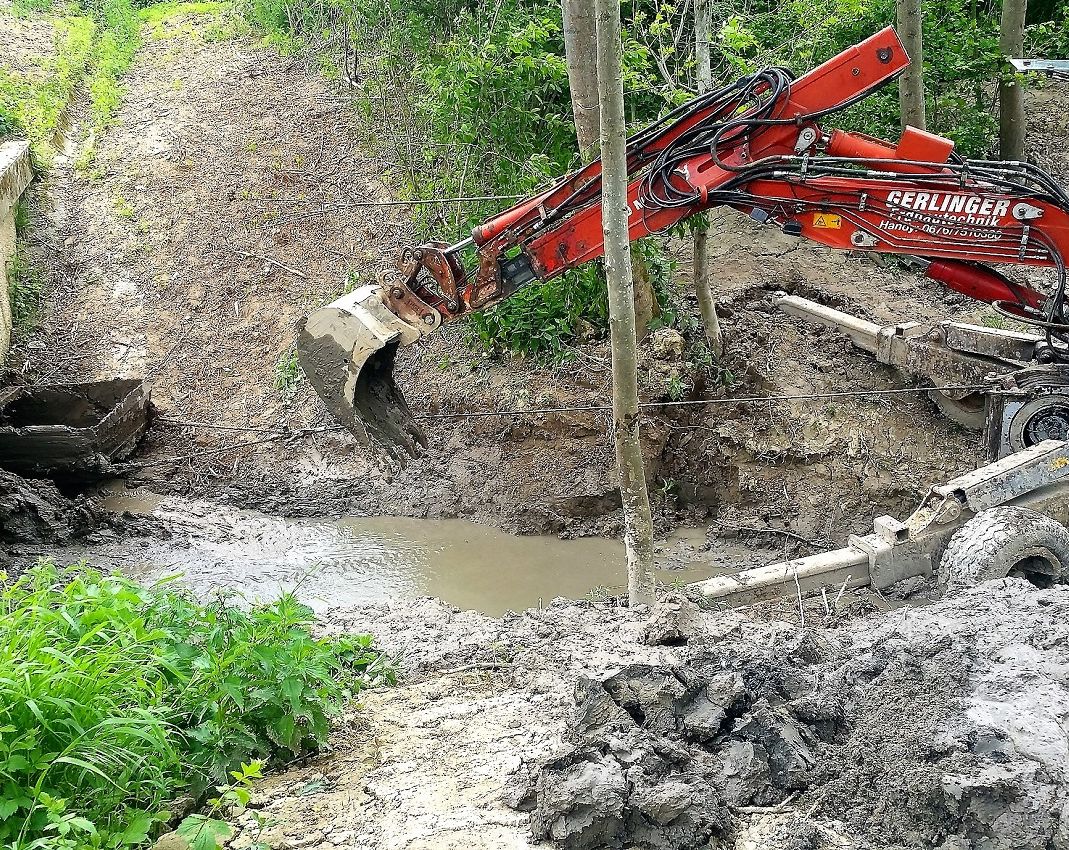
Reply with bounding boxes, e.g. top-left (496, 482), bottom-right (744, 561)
top-left (233, 250), bottom-right (308, 279)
